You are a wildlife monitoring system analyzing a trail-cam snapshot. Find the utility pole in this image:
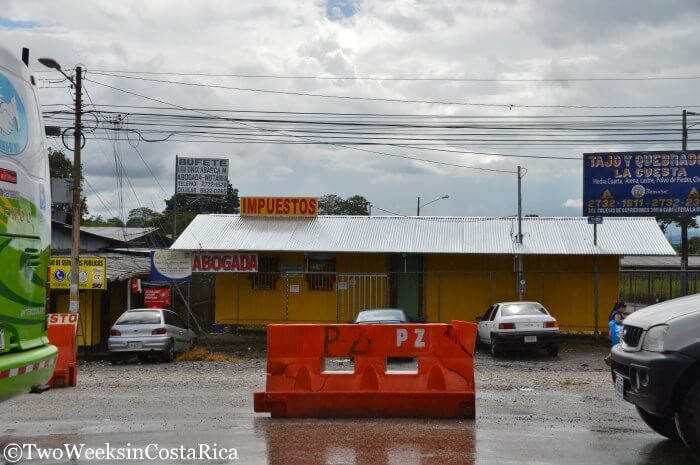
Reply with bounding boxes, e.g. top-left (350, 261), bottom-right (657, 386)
top-left (69, 66), bottom-right (82, 313)
top-left (517, 166), bottom-right (523, 243)
top-left (173, 155), bottom-right (178, 241)
top-left (681, 110), bottom-right (689, 296)
top-left (38, 59), bottom-right (83, 313)
top-left (416, 197), bottom-right (420, 216)
top-left (517, 166), bottom-right (524, 301)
